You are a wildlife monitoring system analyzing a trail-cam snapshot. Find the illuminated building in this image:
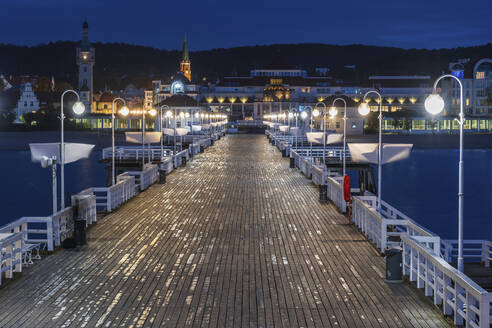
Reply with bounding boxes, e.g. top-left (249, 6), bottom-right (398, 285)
top-left (76, 21), bottom-right (95, 112)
